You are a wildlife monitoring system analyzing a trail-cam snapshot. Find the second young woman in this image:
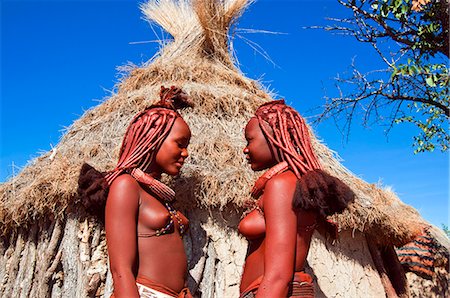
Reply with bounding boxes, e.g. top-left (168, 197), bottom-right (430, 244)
top-left (239, 100), bottom-right (354, 298)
